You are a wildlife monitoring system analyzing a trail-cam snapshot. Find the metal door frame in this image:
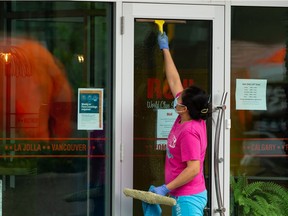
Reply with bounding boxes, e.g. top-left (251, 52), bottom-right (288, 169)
top-left (118, 3), bottom-right (229, 215)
